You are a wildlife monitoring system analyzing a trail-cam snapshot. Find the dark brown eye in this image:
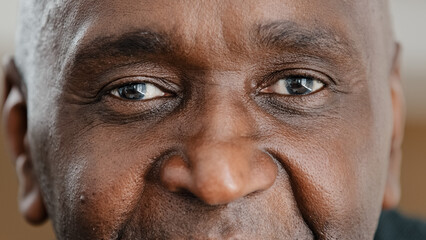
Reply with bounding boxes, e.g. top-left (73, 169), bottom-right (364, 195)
top-left (111, 83), bottom-right (165, 100)
top-left (262, 77), bottom-right (324, 96)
